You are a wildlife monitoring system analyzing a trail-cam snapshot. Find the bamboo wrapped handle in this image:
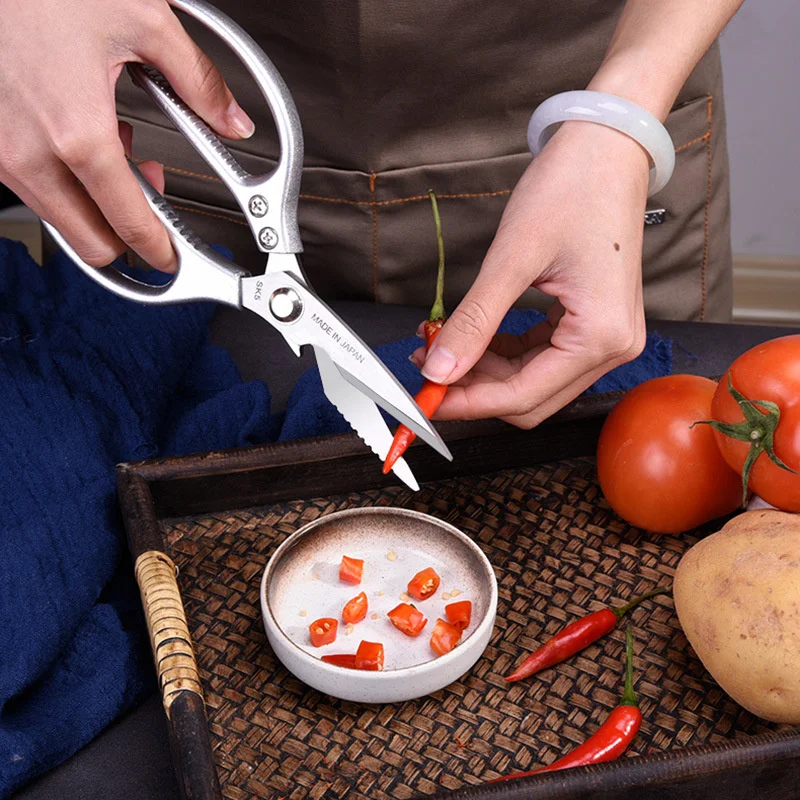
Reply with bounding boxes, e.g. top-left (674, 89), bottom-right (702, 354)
top-left (135, 550), bottom-right (204, 715)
